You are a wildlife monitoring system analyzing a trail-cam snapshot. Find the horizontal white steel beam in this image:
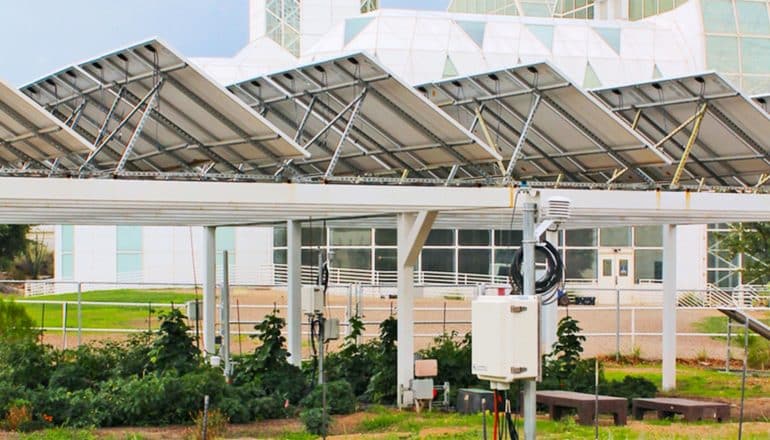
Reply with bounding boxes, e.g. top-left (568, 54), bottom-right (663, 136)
top-left (0, 178), bottom-right (769, 227)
